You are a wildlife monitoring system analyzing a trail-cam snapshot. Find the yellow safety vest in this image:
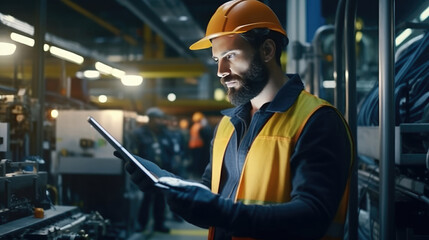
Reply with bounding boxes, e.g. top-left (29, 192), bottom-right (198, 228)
top-left (209, 91), bottom-right (353, 240)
